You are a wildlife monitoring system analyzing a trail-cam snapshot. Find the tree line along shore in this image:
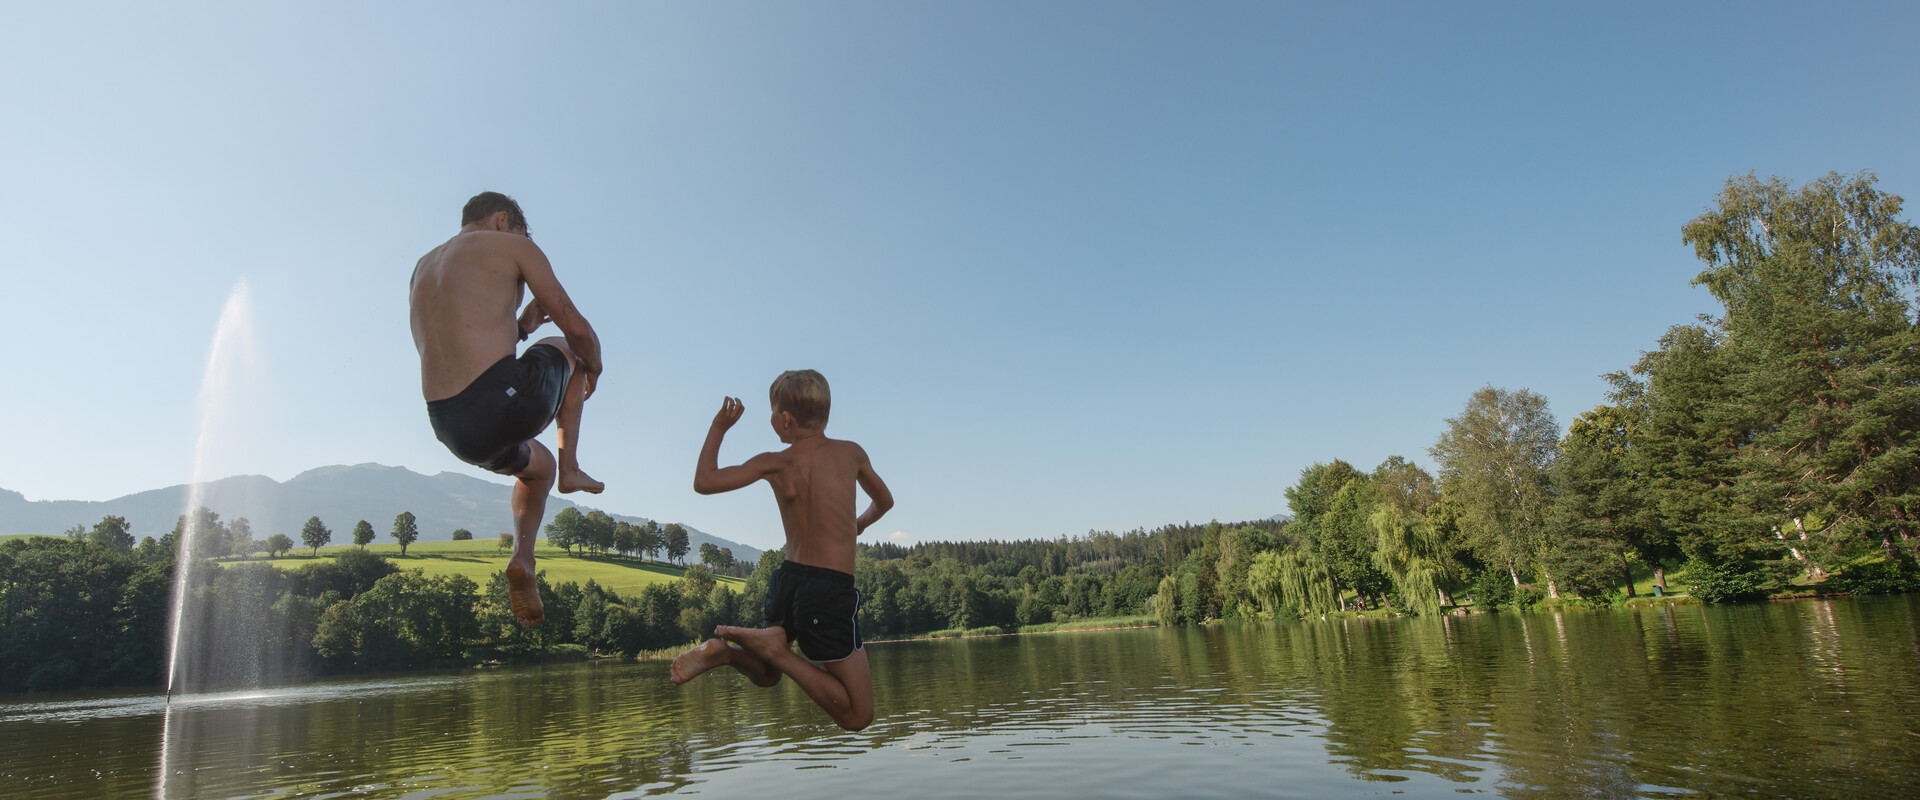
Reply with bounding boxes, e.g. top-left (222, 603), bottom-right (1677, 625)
top-left (4, 171), bottom-right (1917, 694)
